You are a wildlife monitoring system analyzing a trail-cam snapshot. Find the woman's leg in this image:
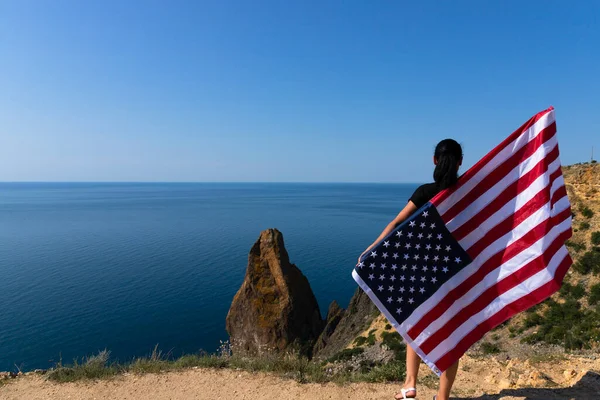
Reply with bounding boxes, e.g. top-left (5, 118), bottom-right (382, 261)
top-left (395, 345), bottom-right (421, 398)
top-left (436, 359), bottom-right (459, 400)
